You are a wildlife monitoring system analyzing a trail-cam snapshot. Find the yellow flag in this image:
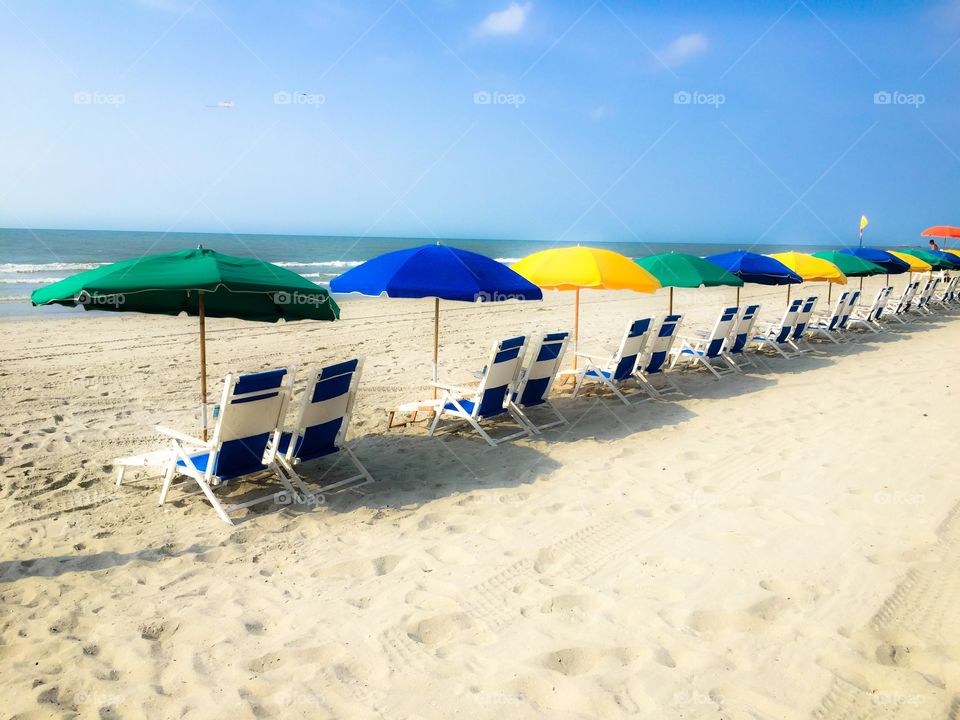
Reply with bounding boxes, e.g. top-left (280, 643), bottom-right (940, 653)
top-left (860, 215), bottom-right (869, 231)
